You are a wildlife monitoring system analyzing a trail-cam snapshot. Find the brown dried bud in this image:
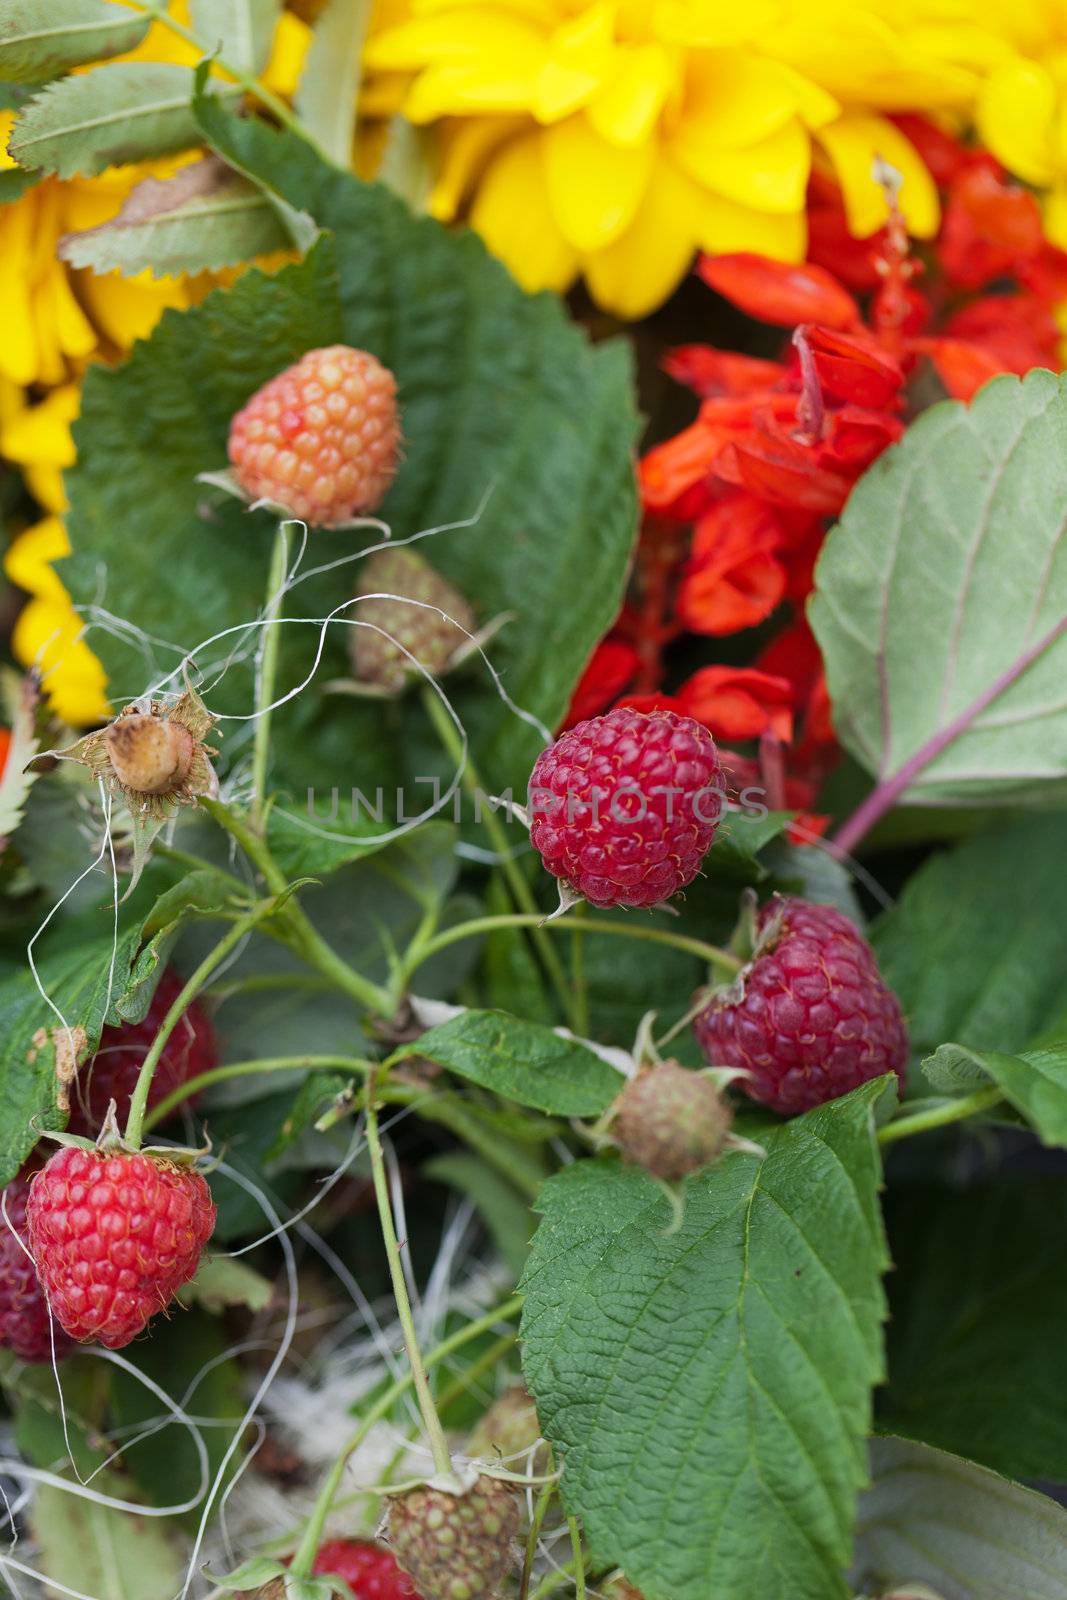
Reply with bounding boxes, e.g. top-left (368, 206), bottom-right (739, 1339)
top-left (105, 712), bottom-right (194, 795)
top-left (612, 1061), bottom-right (733, 1182)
